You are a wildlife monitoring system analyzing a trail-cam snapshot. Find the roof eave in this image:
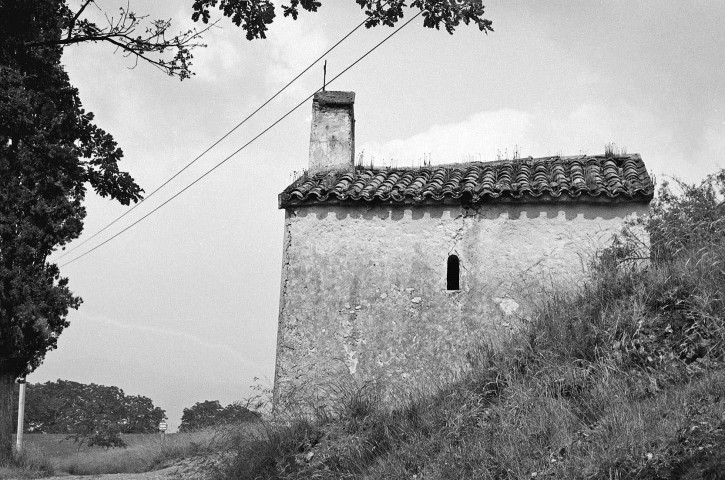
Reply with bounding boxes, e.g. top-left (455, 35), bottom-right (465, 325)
top-left (279, 192), bottom-right (654, 209)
